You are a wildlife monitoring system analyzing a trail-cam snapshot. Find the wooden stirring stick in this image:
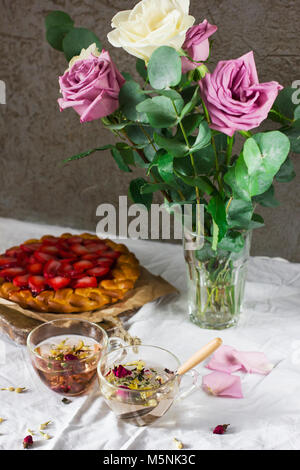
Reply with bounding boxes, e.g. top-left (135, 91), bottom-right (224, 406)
top-left (177, 337), bottom-right (222, 376)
